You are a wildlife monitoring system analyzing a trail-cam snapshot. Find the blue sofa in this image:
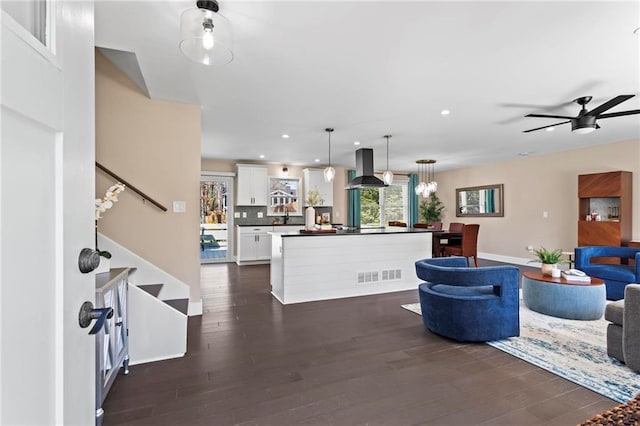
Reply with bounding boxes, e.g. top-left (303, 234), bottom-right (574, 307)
top-left (574, 246), bottom-right (640, 300)
top-left (415, 257), bottom-right (520, 342)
